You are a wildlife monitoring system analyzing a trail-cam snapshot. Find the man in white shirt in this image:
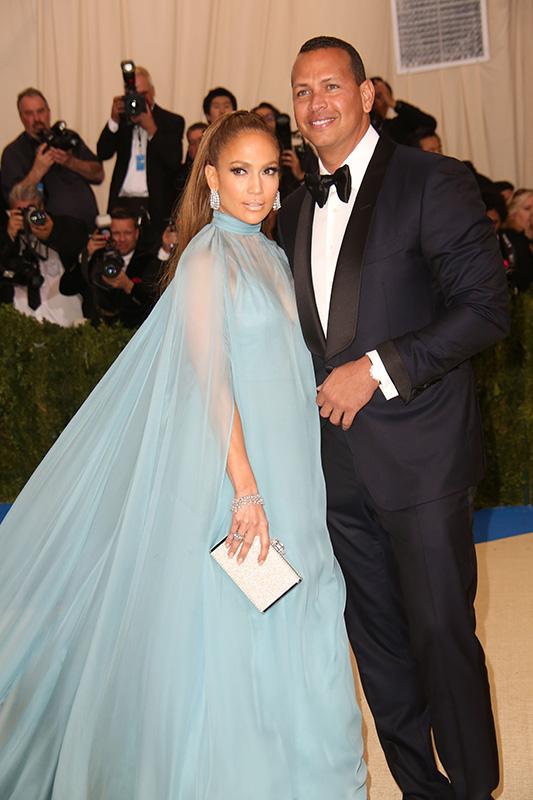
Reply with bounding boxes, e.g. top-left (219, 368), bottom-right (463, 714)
top-left (278, 35), bottom-right (508, 800)
top-left (1, 183), bottom-right (86, 326)
top-left (97, 67), bottom-right (184, 238)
